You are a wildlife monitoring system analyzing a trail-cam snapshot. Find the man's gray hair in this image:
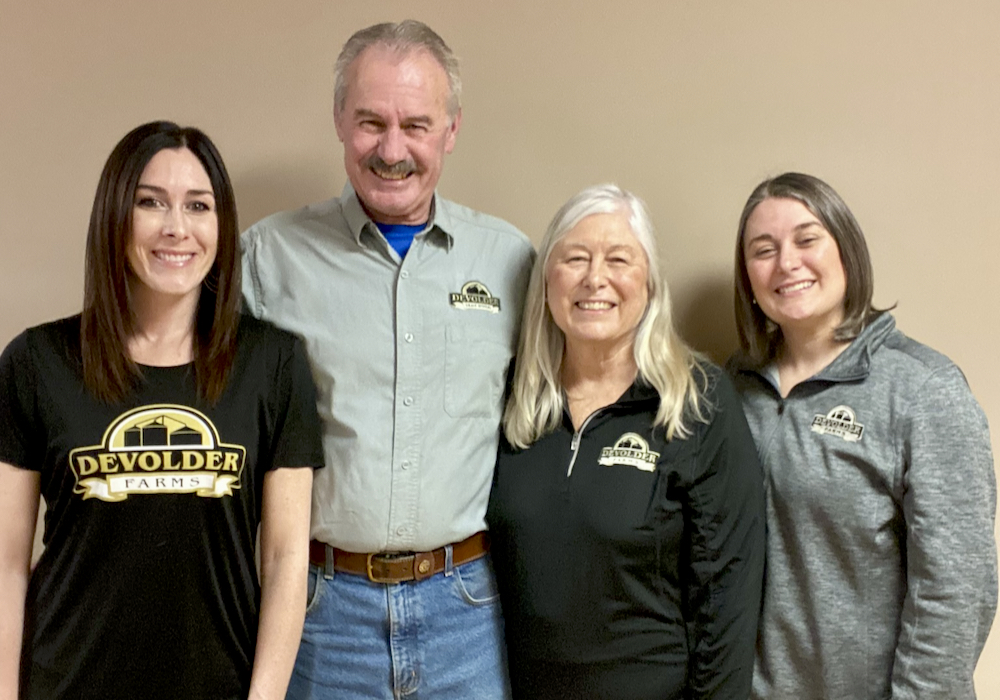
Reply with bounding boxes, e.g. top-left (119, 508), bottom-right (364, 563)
top-left (334, 20), bottom-right (462, 117)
